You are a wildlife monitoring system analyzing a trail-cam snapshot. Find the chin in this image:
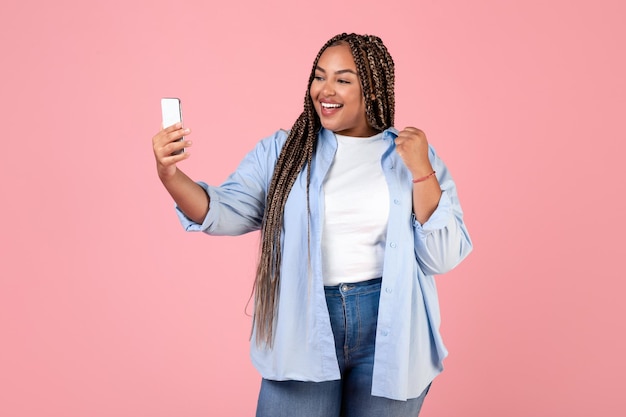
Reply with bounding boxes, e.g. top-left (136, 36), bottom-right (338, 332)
top-left (320, 121), bottom-right (343, 132)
